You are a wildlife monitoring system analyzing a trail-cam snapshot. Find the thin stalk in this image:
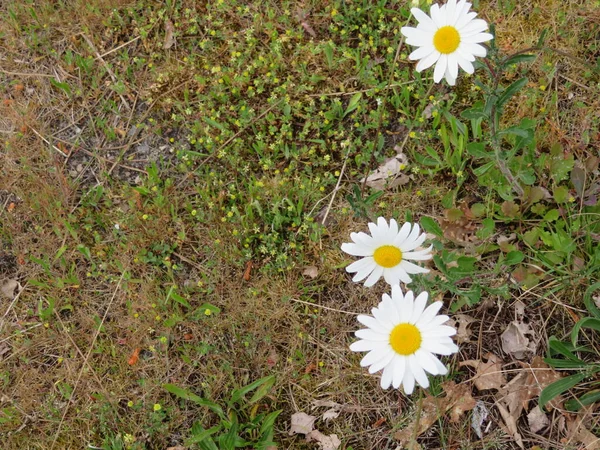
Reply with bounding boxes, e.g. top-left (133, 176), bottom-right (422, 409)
top-left (408, 389), bottom-right (424, 450)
